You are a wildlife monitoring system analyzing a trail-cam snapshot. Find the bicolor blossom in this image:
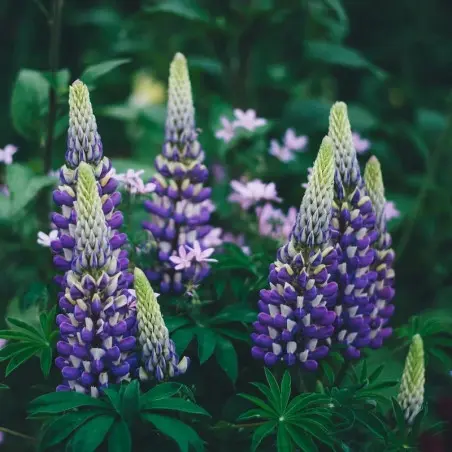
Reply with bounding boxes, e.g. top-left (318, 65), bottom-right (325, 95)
top-left (252, 136), bottom-right (338, 371)
top-left (142, 53), bottom-right (216, 294)
top-left (37, 230), bottom-right (59, 247)
top-left (229, 179), bottom-right (282, 210)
